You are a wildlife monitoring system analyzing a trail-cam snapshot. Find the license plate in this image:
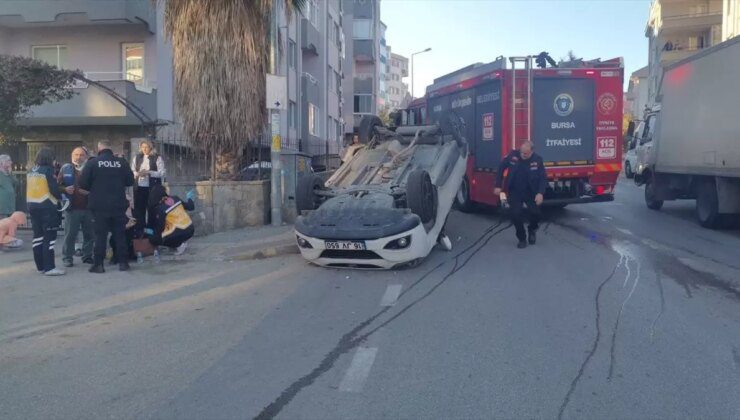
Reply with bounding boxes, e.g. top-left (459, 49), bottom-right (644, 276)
top-left (325, 241), bottom-right (366, 250)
